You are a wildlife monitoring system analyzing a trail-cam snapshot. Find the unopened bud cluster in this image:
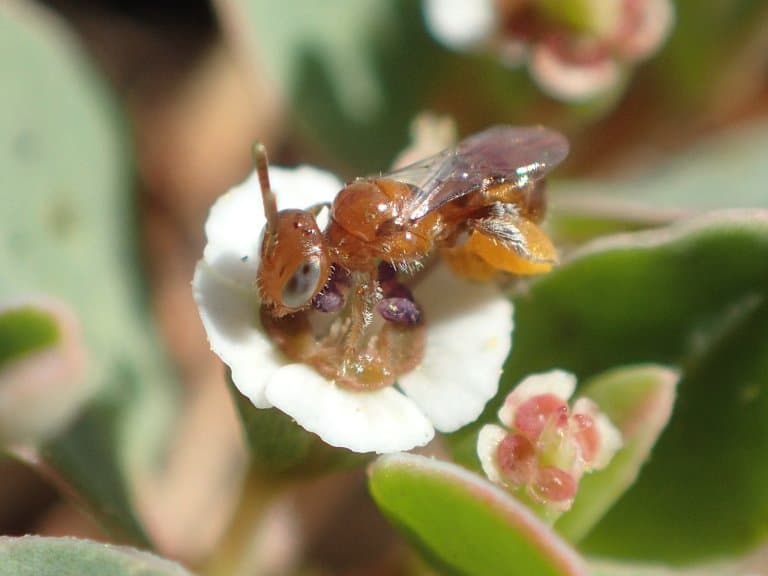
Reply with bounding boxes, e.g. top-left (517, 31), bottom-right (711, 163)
top-left (478, 370), bottom-right (621, 511)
